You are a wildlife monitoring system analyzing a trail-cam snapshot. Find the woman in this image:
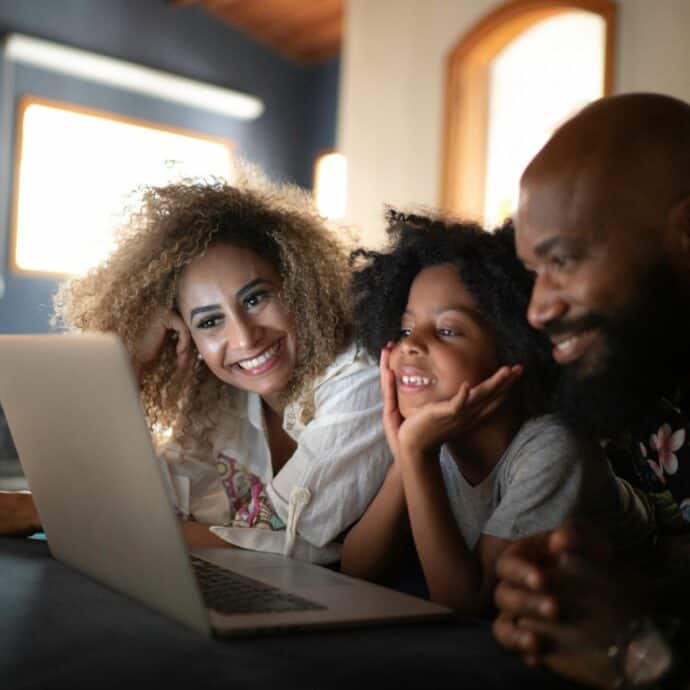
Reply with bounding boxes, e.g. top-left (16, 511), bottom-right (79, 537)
top-left (3, 167), bottom-right (391, 563)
